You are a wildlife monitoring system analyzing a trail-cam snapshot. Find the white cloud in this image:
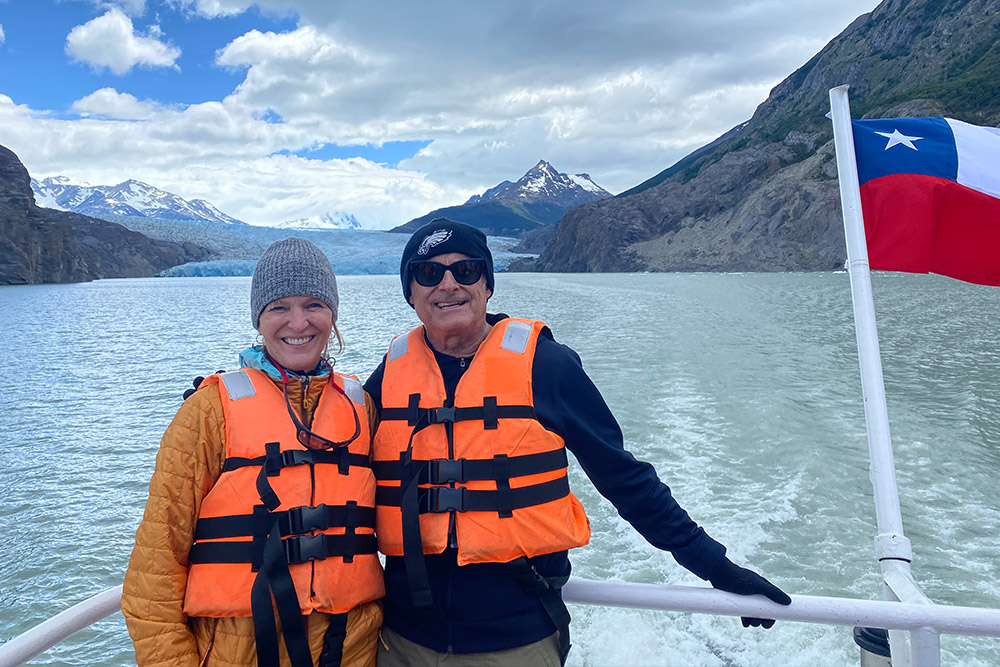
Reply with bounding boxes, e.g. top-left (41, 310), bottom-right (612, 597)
top-left (0, 24), bottom-right (5, 45)
top-left (170, 0), bottom-right (291, 18)
top-left (7, 0), bottom-right (886, 229)
top-left (158, 154), bottom-right (465, 228)
top-left (0, 94), bottom-right (460, 228)
top-left (193, 0), bottom-right (883, 195)
top-left (72, 88), bottom-right (158, 120)
top-left (95, 0), bottom-right (147, 15)
top-left (66, 8), bottom-right (180, 75)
